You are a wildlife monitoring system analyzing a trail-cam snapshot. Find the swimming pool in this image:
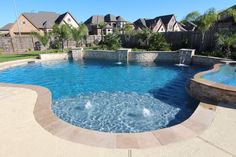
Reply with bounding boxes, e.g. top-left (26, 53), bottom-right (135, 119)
top-left (0, 60), bottom-right (205, 133)
top-left (202, 64), bottom-right (236, 86)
